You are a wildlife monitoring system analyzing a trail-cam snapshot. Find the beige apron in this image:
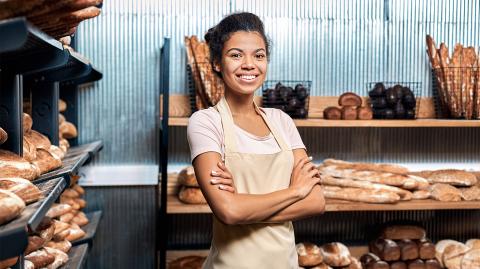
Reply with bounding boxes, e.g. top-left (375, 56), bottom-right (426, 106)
top-left (203, 97), bottom-right (298, 269)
